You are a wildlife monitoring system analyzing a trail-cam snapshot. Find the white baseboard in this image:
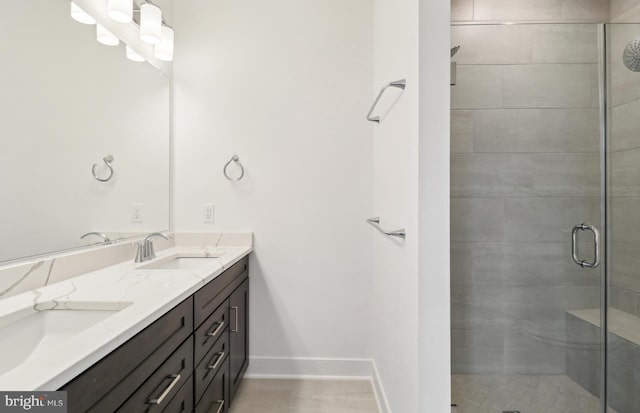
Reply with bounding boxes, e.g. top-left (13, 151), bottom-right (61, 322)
top-left (371, 360), bottom-right (391, 413)
top-left (245, 357), bottom-right (391, 413)
top-left (245, 356), bottom-right (371, 379)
